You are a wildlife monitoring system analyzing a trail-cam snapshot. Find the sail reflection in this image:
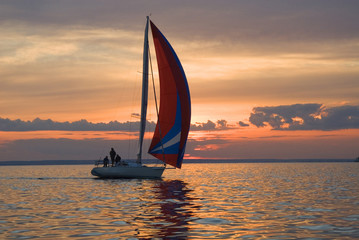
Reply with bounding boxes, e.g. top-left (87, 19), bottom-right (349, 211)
top-left (150, 179), bottom-right (197, 238)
